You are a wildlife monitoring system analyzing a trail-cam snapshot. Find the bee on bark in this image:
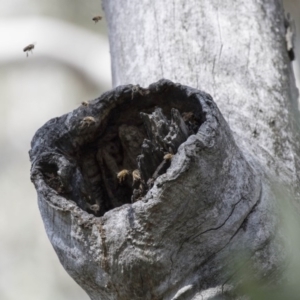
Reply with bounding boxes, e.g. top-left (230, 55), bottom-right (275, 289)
top-left (92, 16), bottom-right (102, 23)
top-left (117, 169), bottom-right (130, 183)
top-left (163, 153), bottom-right (174, 161)
top-left (88, 204), bottom-right (100, 213)
top-left (80, 116), bottom-right (96, 129)
top-left (23, 43), bottom-right (35, 57)
top-left (132, 169), bottom-right (141, 182)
